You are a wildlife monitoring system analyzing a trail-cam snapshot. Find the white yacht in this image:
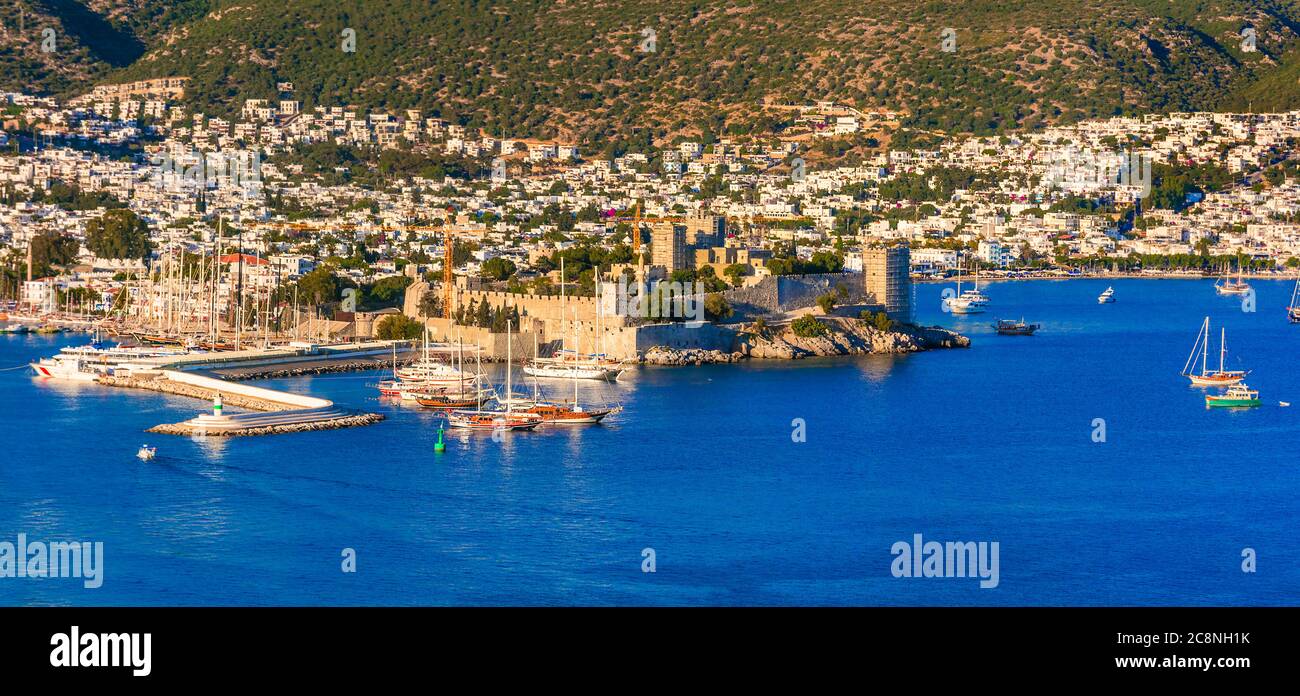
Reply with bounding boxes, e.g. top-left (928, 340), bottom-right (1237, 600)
top-left (30, 343), bottom-right (189, 381)
top-left (1097, 287), bottom-right (1116, 304)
